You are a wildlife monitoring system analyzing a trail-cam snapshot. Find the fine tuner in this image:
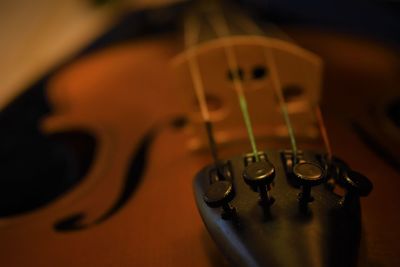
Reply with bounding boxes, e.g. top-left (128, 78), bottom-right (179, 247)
top-left (195, 152), bottom-right (372, 267)
top-left (199, 153), bottom-right (372, 219)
